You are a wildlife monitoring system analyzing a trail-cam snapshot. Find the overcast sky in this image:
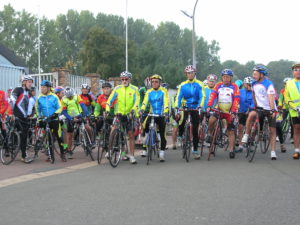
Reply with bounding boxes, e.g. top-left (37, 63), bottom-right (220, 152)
top-left (1, 0), bottom-right (299, 65)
